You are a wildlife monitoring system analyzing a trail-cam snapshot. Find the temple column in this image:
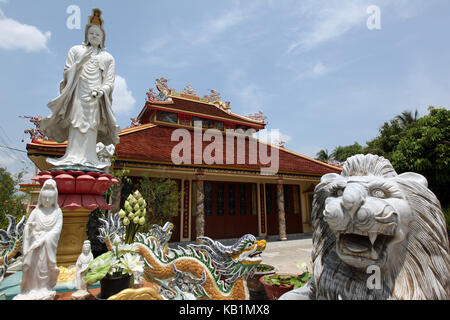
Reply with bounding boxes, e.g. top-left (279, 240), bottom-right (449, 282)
top-left (277, 178), bottom-right (287, 241)
top-left (180, 179), bottom-right (191, 242)
top-left (258, 183), bottom-right (267, 238)
top-left (195, 173), bottom-right (205, 240)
